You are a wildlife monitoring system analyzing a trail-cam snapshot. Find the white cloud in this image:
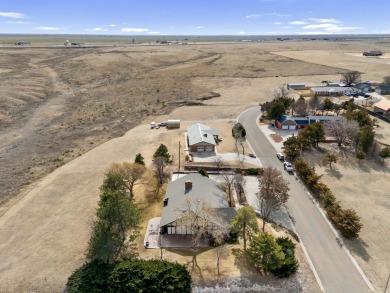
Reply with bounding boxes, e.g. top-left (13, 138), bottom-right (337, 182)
top-left (5, 21), bottom-right (29, 24)
top-left (34, 26), bottom-right (60, 31)
top-left (302, 23), bottom-right (359, 32)
top-left (245, 14), bottom-right (261, 19)
top-left (298, 31), bottom-right (328, 35)
top-left (85, 27), bottom-right (108, 32)
top-left (196, 26), bottom-right (203, 29)
top-left (106, 24), bottom-right (117, 27)
top-left (274, 22), bottom-right (282, 25)
top-left (303, 23), bottom-right (336, 29)
top-left (307, 18), bottom-right (340, 23)
top-left (325, 26), bottom-right (360, 32)
top-left (271, 12), bottom-right (290, 17)
top-left (121, 27), bottom-right (149, 32)
top-left (289, 21), bottom-right (307, 25)
top-left (0, 12), bottom-right (25, 19)
top-left (246, 12), bottom-right (290, 19)
top-left (282, 26), bottom-right (291, 29)
top-left (239, 31), bottom-right (246, 34)
top-left (147, 31), bottom-right (160, 34)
